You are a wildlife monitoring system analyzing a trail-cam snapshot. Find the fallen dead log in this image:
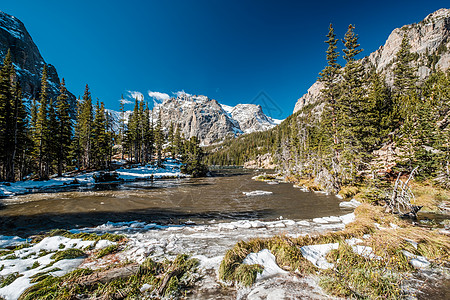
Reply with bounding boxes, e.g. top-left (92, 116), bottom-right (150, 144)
top-left (388, 167), bottom-right (422, 219)
top-left (75, 263), bottom-right (140, 287)
top-left (156, 267), bottom-right (183, 296)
